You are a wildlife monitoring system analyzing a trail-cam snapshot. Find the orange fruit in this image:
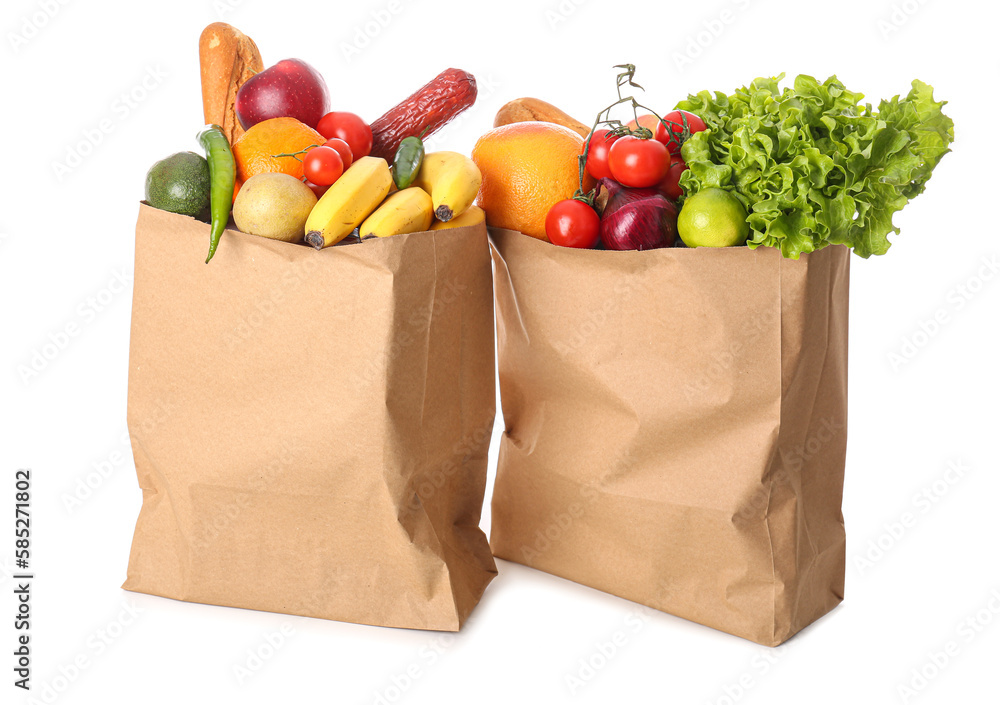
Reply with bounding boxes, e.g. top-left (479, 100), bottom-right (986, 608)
top-left (472, 122), bottom-right (594, 240)
top-left (232, 117), bottom-right (325, 185)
